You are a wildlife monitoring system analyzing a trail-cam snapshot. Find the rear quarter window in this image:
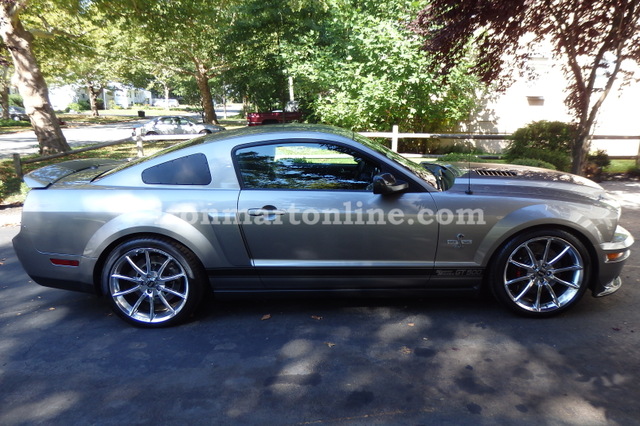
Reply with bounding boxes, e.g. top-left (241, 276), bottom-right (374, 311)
top-left (142, 153), bottom-right (211, 185)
